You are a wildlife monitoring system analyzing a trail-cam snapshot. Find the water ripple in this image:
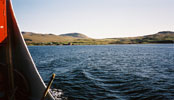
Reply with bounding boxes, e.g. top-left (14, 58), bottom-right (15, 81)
top-left (29, 44), bottom-right (174, 100)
